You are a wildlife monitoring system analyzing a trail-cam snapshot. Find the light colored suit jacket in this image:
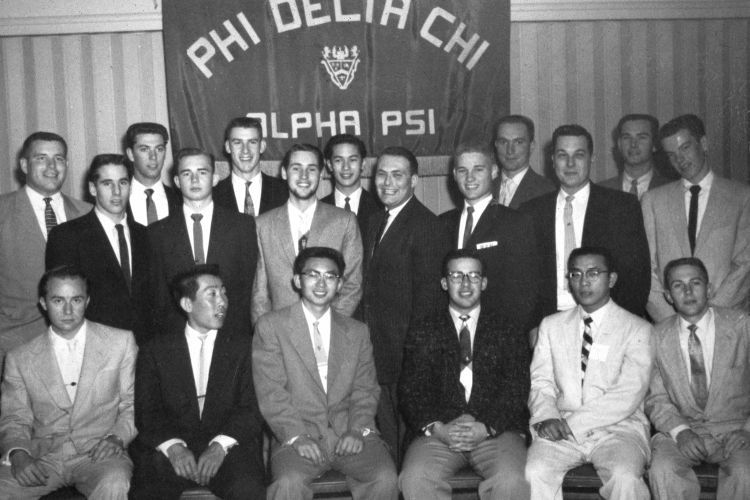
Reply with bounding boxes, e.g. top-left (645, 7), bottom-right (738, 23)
top-left (0, 189), bottom-right (90, 348)
top-left (0, 321), bottom-right (137, 459)
top-left (252, 202), bottom-right (363, 323)
top-left (642, 176), bottom-right (750, 321)
top-left (529, 301), bottom-right (654, 452)
top-left (646, 307), bottom-right (750, 438)
top-left (252, 302), bottom-right (379, 447)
